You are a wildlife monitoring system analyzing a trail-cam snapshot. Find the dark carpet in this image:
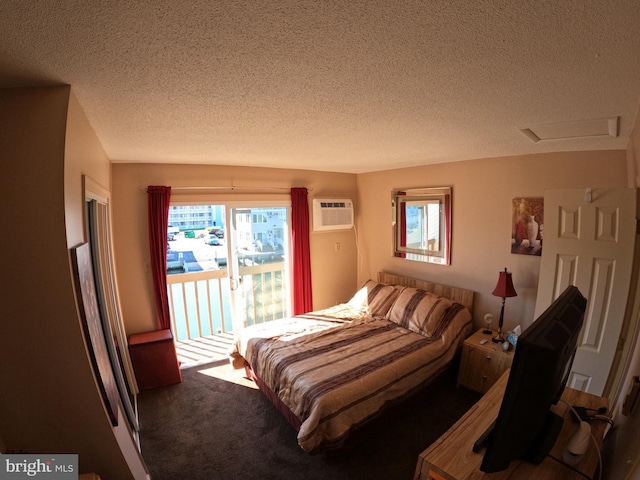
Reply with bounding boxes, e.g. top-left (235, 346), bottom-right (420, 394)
top-left (138, 359), bottom-right (480, 480)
